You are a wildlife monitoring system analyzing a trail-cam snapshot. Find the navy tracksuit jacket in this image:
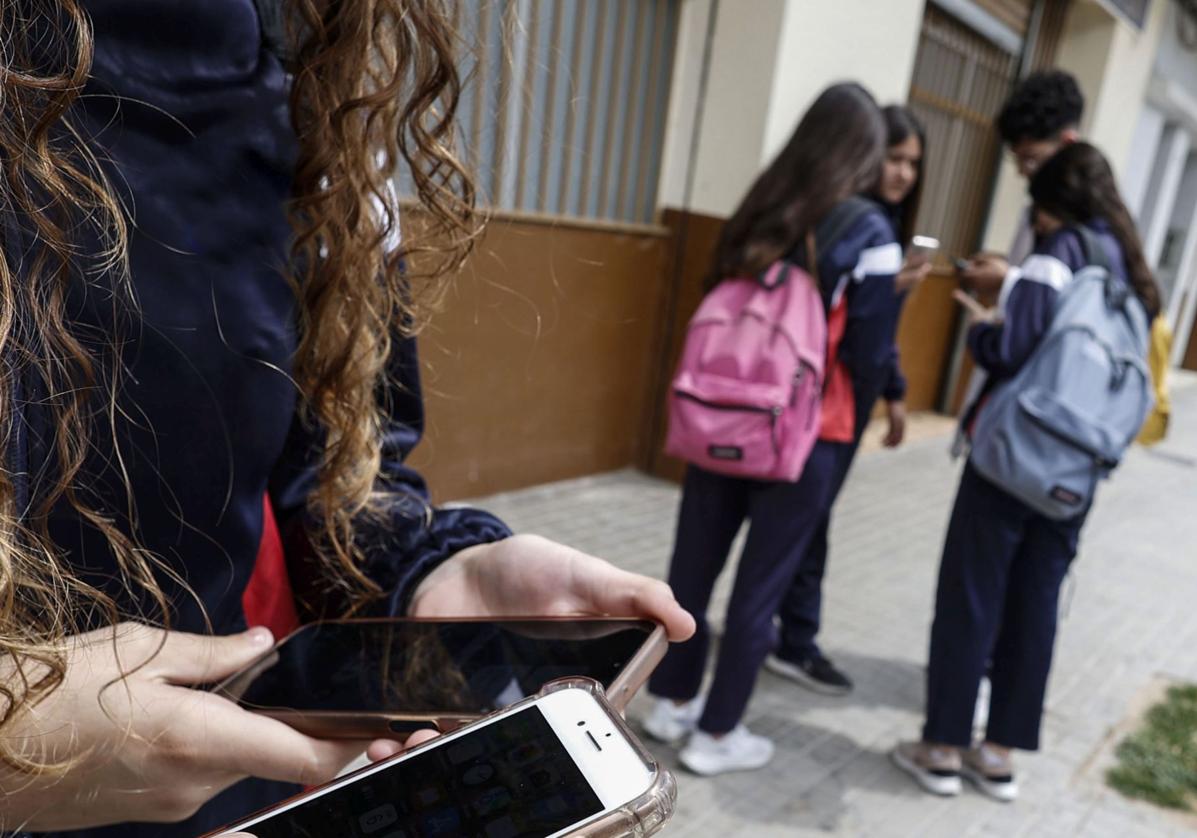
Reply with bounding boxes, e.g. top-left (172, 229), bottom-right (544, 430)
top-left (9, 3), bottom-right (510, 836)
top-left (776, 201), bottom-right (910, 663)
